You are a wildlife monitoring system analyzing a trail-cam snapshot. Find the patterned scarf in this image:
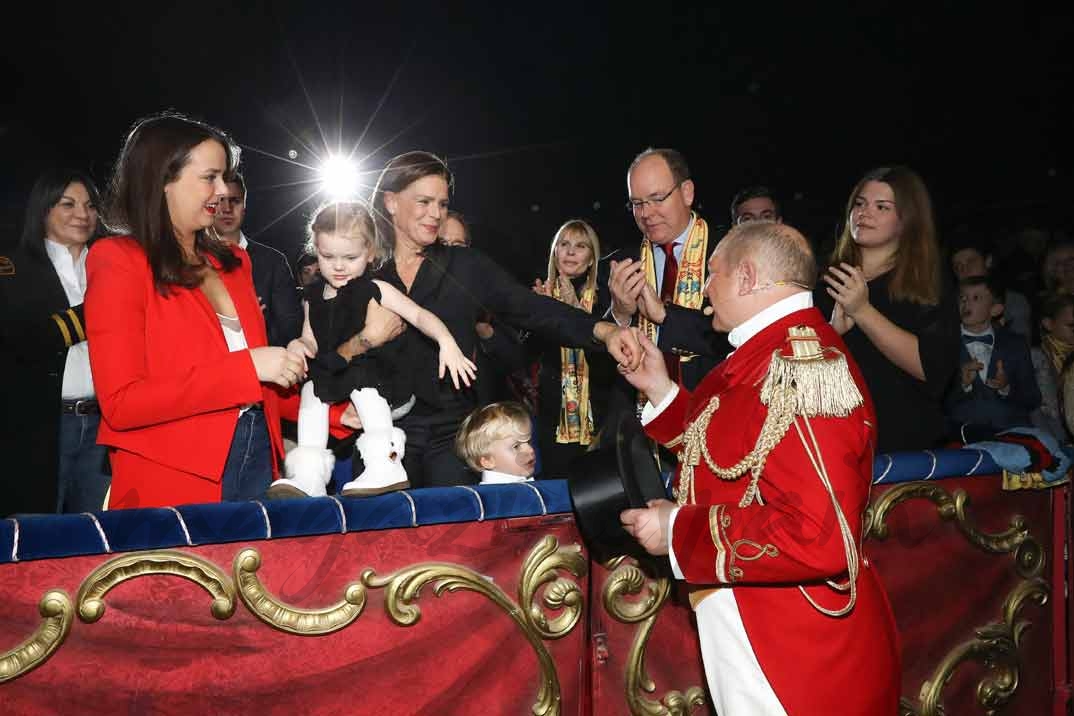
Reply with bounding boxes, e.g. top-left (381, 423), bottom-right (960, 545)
top-left (552, 277), bottom-right (595, 445)
top-left (1042, 332), bottom-right (1074, 376)
top-left (636, 213), bottom-right (709, 408)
